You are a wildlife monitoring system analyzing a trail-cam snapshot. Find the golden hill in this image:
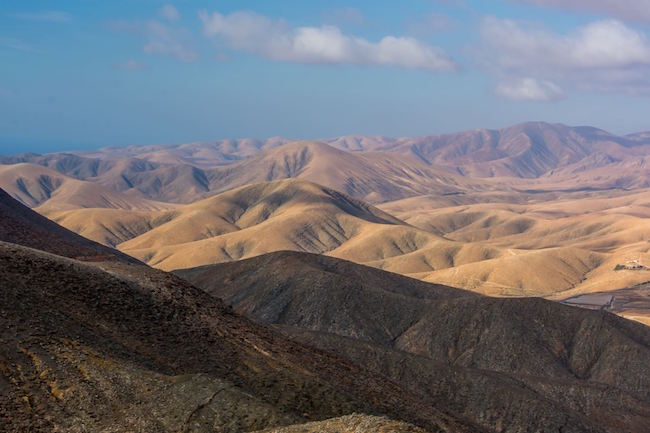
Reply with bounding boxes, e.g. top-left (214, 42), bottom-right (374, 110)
top-left (39, 179), bottom-right (650, 325)
top-left (379, 188), bottom-right (650, 300)
top-left (7, 184), bottom-right (650, 432)
top-left (37, 179), bottom-right (630, 297)
top-left (0, 163), bottom-right (172, 211)
top-left (1, 141), bottom-right (490, 204)
top-left (3, 122), bottom-right (649, 324)
top-left (73, 179), bottom-right (436, 270)
top-left (45, 179), bottom-right (492, 272)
